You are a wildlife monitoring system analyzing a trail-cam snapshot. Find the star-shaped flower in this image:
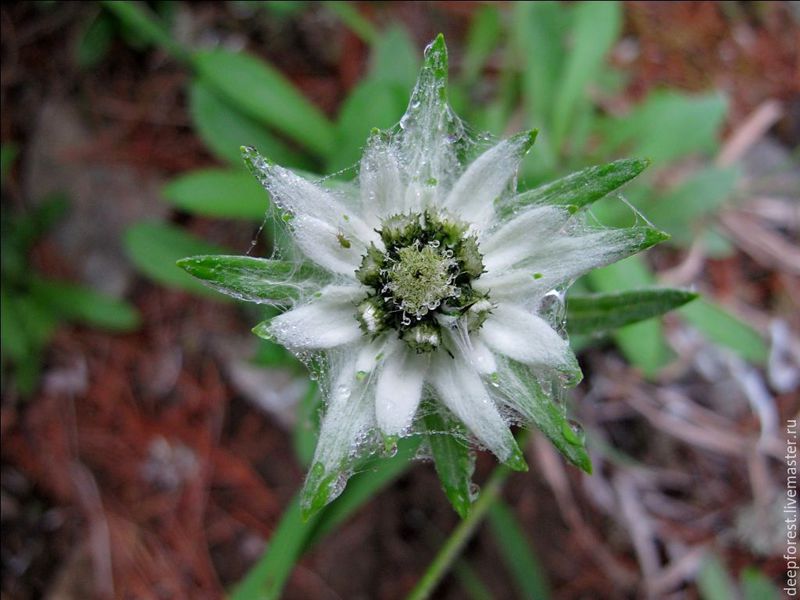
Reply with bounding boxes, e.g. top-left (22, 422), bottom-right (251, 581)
top-left (179, 35), bottom-right (667, 518)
